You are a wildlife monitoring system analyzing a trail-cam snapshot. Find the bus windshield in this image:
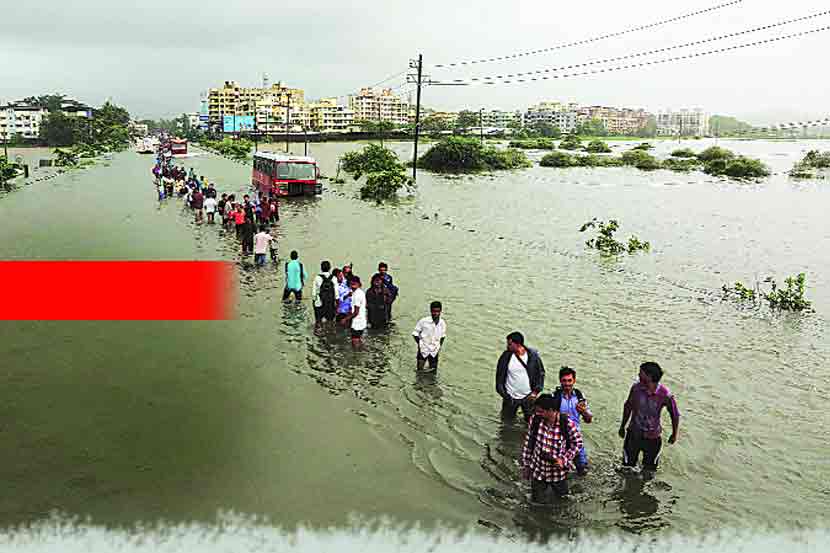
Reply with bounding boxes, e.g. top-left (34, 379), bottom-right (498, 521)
top-left (276, 162), bottom-right (315, 181)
